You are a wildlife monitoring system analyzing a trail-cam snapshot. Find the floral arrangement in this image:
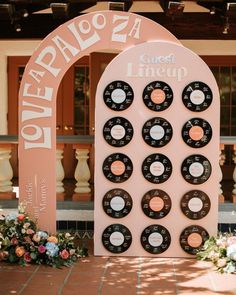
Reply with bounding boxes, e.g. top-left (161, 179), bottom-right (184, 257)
top-left (0, 204), bottom-right (87, 268)
top-left (197, 233), bottom-right (236, 274)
